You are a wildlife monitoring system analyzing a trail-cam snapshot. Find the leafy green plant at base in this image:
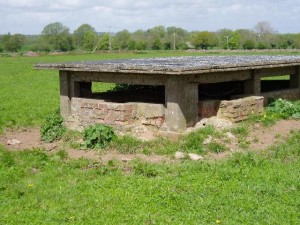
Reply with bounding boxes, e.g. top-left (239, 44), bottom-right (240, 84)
top-left (267, 98), bottom-right (300, 119)
top-left (40, 110), bottom-right (66, 142)
top-left (83, 124), bottom-right (115, 149)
